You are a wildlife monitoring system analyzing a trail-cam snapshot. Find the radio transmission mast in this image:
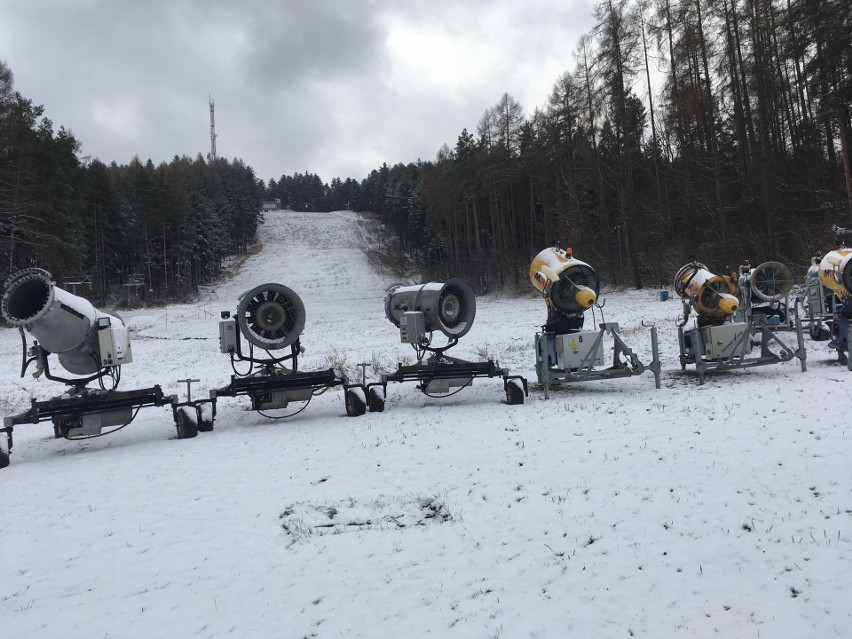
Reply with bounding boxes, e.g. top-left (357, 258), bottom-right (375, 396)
top-left (208, 95), bottom-right (217, 162)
